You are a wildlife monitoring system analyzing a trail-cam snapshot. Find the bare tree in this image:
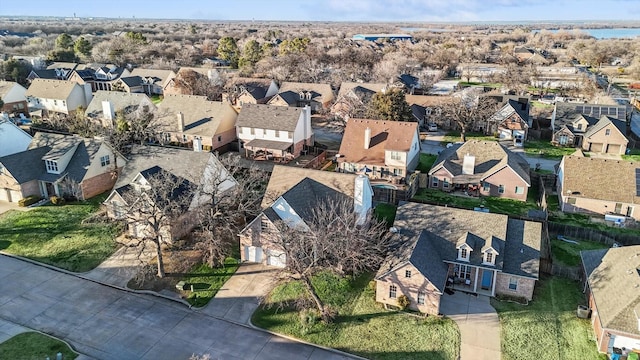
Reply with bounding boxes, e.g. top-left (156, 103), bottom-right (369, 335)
top-left (435, 94), bottom-right (500, 142)
top-left (269, 198), bottom-right (391, 322)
